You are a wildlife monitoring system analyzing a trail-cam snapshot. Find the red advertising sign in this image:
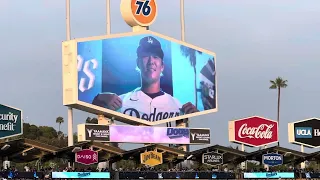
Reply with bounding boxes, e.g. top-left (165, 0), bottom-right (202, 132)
top-left (228, 116), bottom-right (278, 147)
top-left (75, 149), bottom-right (98, 165)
